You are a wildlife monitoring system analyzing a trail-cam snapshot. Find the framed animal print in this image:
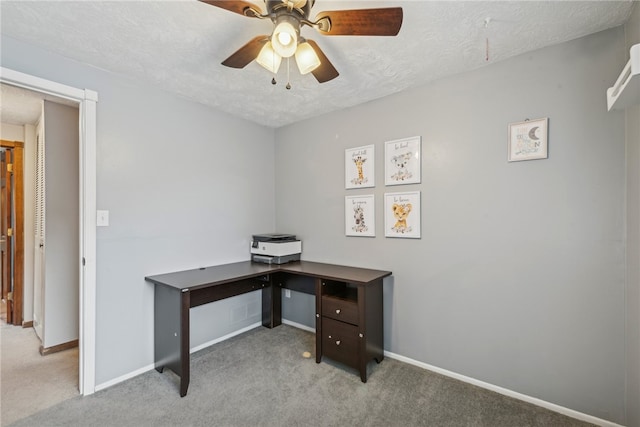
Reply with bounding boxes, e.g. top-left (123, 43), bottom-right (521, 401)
top-left (345, 144), bottom-right (375, 189)
top-left (384, 191), bottom-right (420, 238)
top-left (385, 136), bottom-right (421, 186)
top-left (345, 195), bottom-right (375, 237)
